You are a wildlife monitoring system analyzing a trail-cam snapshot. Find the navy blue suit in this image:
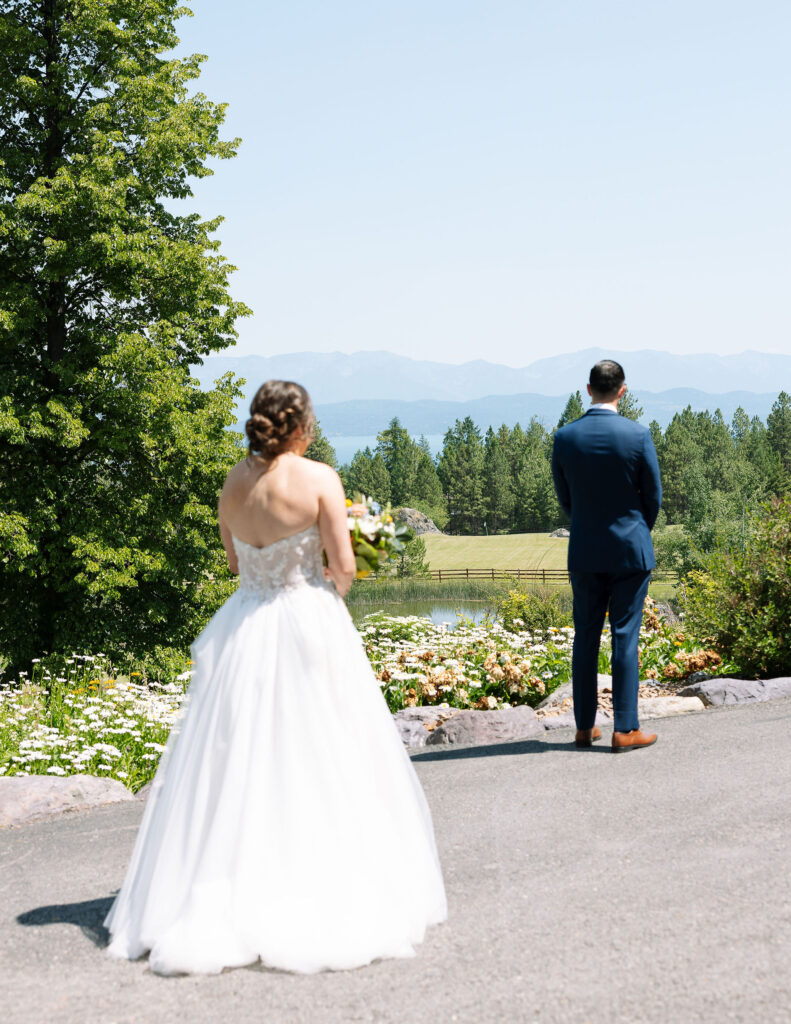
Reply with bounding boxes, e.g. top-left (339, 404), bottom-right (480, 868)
top-left (552, 408), bottom-right (662, 732)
